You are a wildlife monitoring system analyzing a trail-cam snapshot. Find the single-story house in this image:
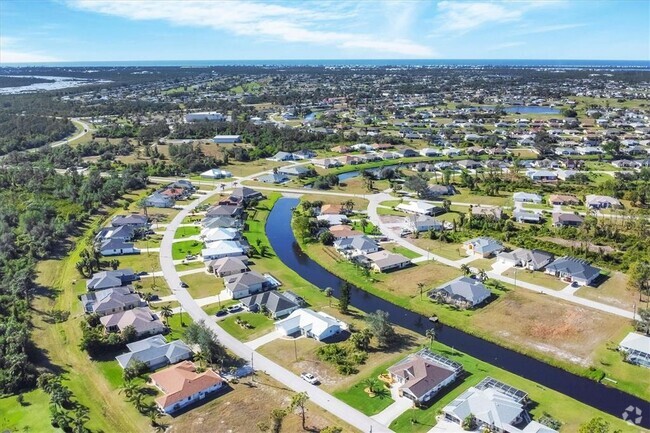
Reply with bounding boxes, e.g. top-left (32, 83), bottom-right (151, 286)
top-left (442, 377), bottom-right (555, 433)
top-left (333, 235), bottom-right (379, 256)
top-left (457, 159), bottom-right (482, 169)
top-left (513, 192), bottom-right (542, 204)
top-left (317, 213), bottom-right (349, 226)
top-left (545, 256), bottom-right (601, 286)
top-left (269, 151), bottom-right (294, 161)
top-left (205, 204), bottom-right (243, 219)
top-left (151, 361), bottom-right (225, 414)
top-left (526, 170), bottom-right (558, 182)
top-left (229, 186), bottom-right (263, 204)
top-left (406, 214), bottom-right (444, 233)
top-left (471, 205), bottom-right (503, 220)
top-left (388, 349), bottom-right (462, 404)
top-left (80, 286), bottom-right (142, 316)
top-left (328, 225), bottom-right (363, 239)
top-left (100, 307), bottom-right (165, 337)
top-left (585, 194), bottom-right (622, 209)
top-left (395, 147), bottom-right (419, 158)
top-left (463, 237), bottom-right (504, 258)
top-left (212, 135), bottom-right (241, 144)
top-left (618, 332), bottom-right (650, 368)
top-left (111, 214), bottom-right (149, 228)
top-left (320, 204), bottom-right (345, 215)
top-left (115, 335), bottom-right (193, 370)
top-left (258, 173), bottom-right (289, 184)
top-left (513, 210), bottom-right (541, 224)
top-left (96, 224), bottom-right (137, 242)
top-left (427, 184), bottom-right (455, 197)
top-left (365, 251), bottom-right (412, 273)
top-left (396, 201), bottom-right (444, 216)
top-left (201, 227), bottom-right (241, 242)
top-left (202, 240), bottom-right (246, 261)
top-left (240, 290), bottom-right (300, 318)
top-left (429, 276), bottom-right (492, 308)
top-left (201, 168), bottom-right (232, 179)
top-left (552, 213), bottom-right (584, 227)
top-left (496, 248), bottom-right (554, 271)
top-left (224, 271), bottom-right (271, 299)
top-left (275, 308), bottom-right (347, 341)
top-left (208, 257), bottom-right (249, 277)
top-left (99, 238), bottom-right (137, 256)
top-left (548, 194), bottom-right (580, 206)
top-left (87, 269), bottom-right (139, 291)
top-left (278, 166), bottom-right (310, 177)
top-left (145, 192), bottom-right (175, 208)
